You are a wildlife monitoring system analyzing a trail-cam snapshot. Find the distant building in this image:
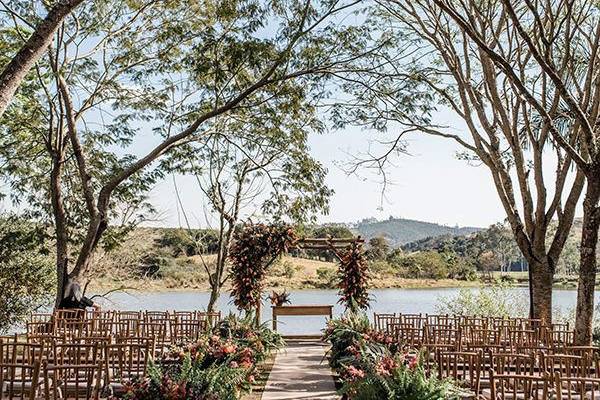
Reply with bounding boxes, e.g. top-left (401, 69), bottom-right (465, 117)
top-left (508, 258), bottom-right (528, 272)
